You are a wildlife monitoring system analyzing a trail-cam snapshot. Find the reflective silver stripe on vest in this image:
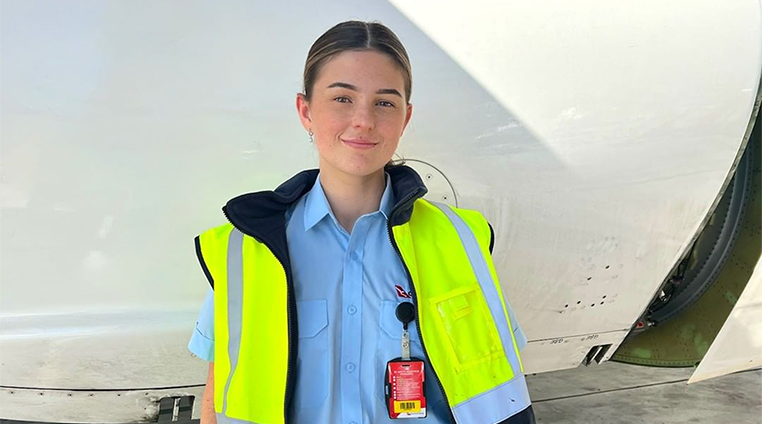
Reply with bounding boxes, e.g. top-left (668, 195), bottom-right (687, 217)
top-left (215, 413), bottom-right (264, 424)
top-left (430, 202), bottom-right (521, 374)
top-left (452, 374), bottom-right (532, 424)
top-left (222, 229), bottom-right (244, 416)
